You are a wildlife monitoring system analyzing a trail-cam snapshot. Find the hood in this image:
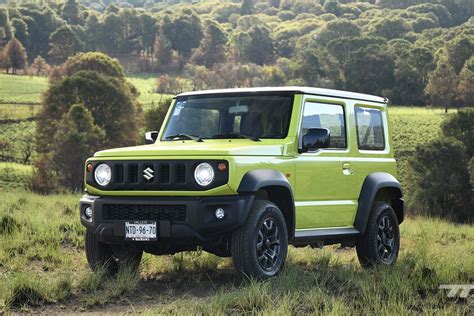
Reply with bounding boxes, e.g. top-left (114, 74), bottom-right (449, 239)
top-left (94, 139), bottom-right (288, 157)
